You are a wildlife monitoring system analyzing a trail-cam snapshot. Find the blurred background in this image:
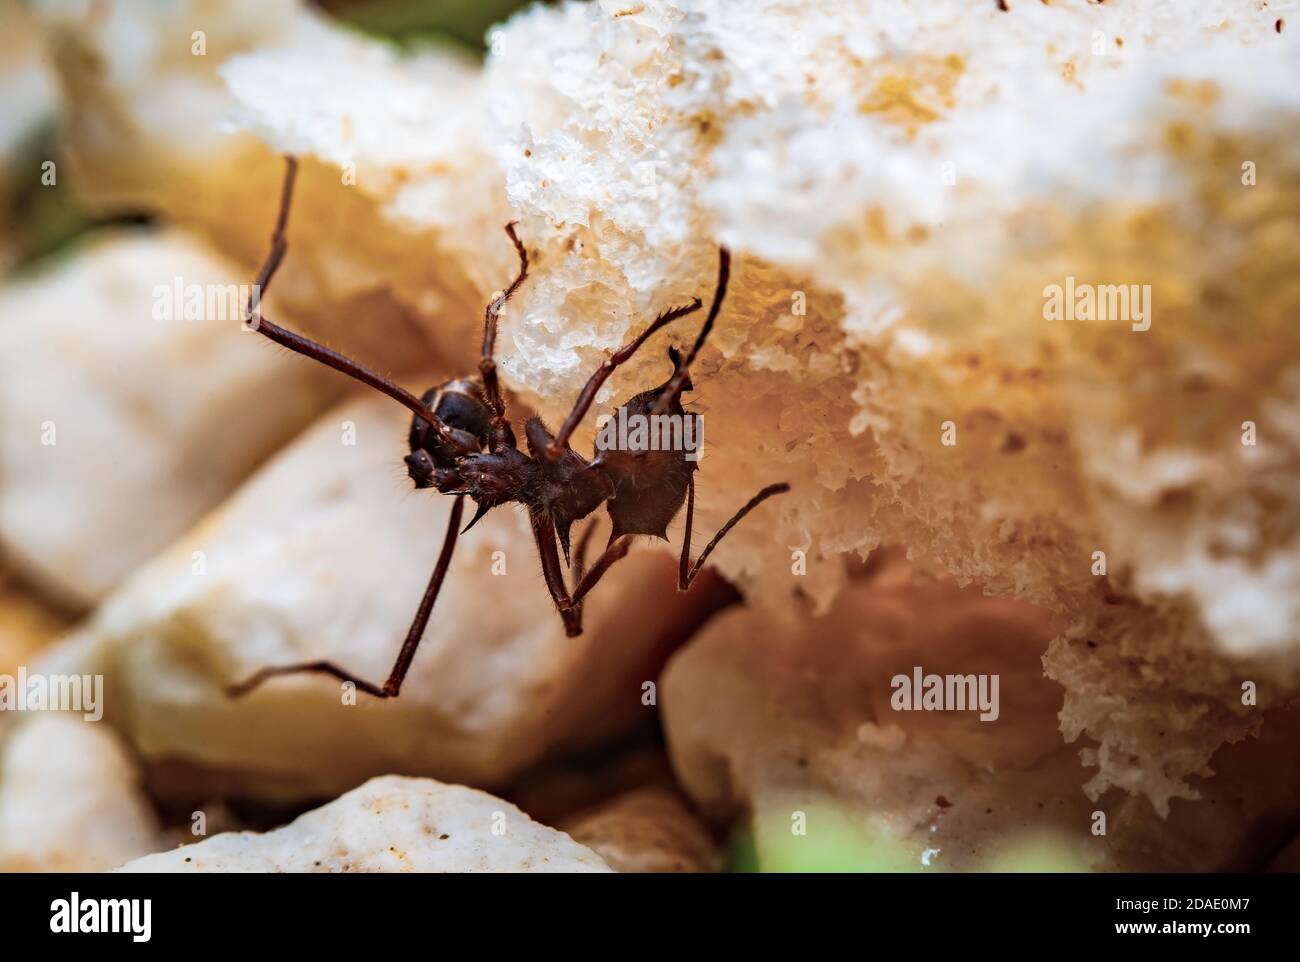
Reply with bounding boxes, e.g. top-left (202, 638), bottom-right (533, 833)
top-left (0, 0), bottom-right (541, 272)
